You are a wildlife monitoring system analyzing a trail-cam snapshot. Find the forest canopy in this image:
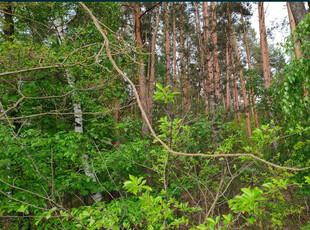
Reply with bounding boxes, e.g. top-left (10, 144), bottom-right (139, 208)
top-left (0, 2), bottom-right (310, 229)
